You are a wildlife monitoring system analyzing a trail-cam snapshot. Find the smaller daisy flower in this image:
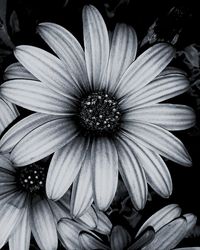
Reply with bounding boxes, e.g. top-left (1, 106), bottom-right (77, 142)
top-left (79, 204), bottom-right (198, 250)
top-left (0, 152), bottom-right (101, 250)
